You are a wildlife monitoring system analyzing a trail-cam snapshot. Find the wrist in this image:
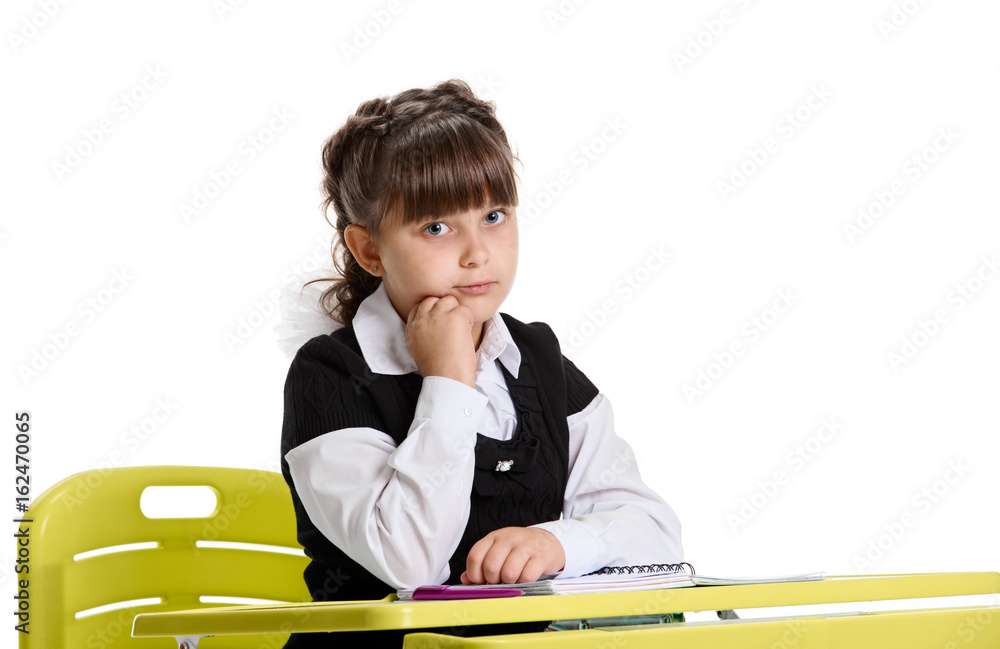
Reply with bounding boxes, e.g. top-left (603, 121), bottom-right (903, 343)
top-left (537, 528), bottom-right (566, 573)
